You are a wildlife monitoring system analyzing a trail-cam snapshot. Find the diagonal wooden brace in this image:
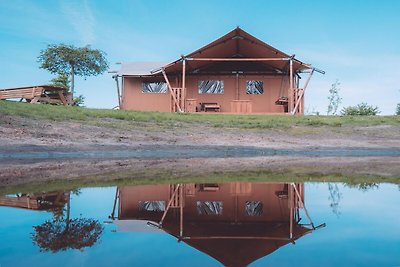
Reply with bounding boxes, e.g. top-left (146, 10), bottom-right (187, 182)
top-left (291, 68), bottom-right (315, 115)
top-left (162, 69), bottom-right (182, 112)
